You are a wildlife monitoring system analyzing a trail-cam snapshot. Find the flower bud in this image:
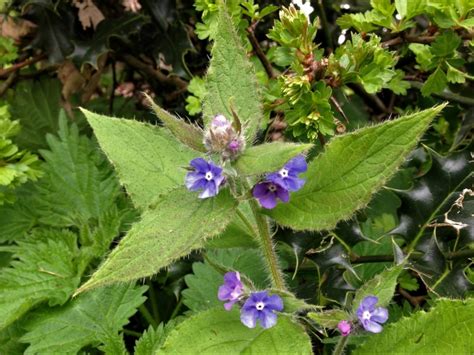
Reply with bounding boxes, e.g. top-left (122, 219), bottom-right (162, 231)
top-left (204, 114), bottom-right (245, 160)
